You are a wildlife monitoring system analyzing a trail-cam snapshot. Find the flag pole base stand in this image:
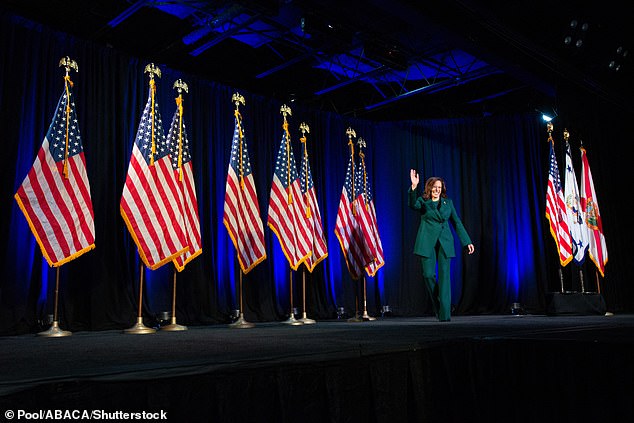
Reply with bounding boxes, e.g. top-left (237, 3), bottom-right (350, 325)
top-left (361, 312), bottom-right (376, 321)
top-left (124, 317), bottom-right (156, 334)
top-left (282, 313), bottom-right (304, 326)
top-left (229, 313), bottom-right (255, 329)
top-left (161, 319), bottom-right (188, 331)
top-left (37, 321), bottom-right (71, 337)
top-left (347, 314), bottom-right (363, 323)
top-left (299, 312), bottom-right (316, 325)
